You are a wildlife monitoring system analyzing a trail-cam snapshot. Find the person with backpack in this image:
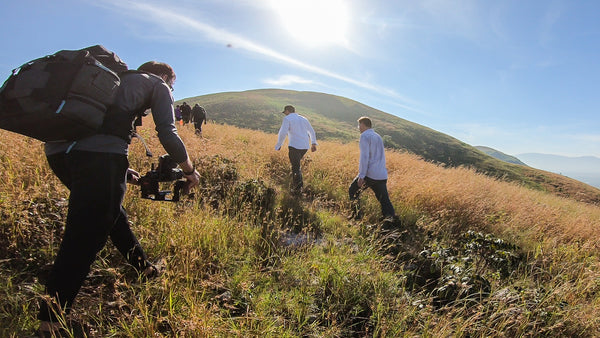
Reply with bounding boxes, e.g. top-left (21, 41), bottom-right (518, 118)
top-left (180, 101), bottom-right (192, 124)
top-left (191, 103), bottom-right (207, 135)
top-left (274, 105), bottom-right (317, 195)
top-left (348, 116), bottom-right (396, 221)
top-left (37, 61), bottom-right (200, 335)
